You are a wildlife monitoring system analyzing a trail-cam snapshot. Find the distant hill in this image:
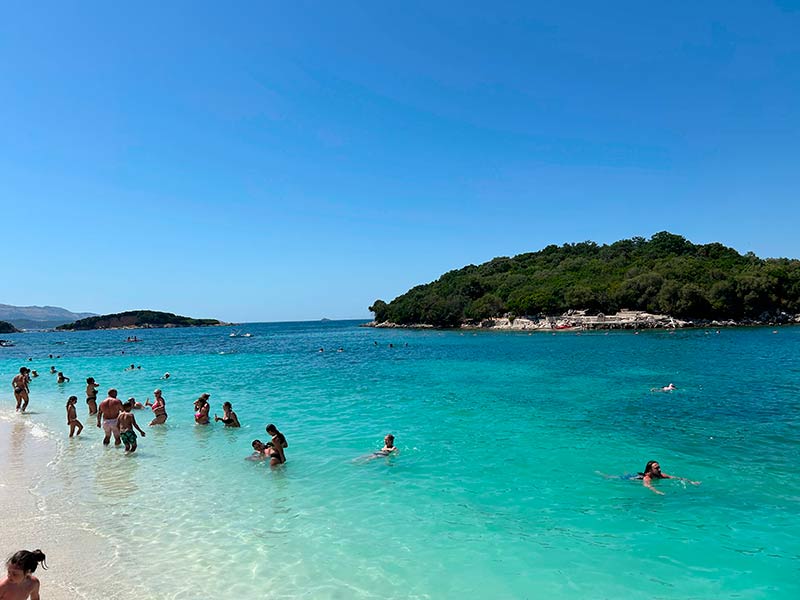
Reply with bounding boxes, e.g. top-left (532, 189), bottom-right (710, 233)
top-left (0, 320), bottom-right (20, 334)
top-left (56, 310), bottom-right (223, 331)
top-left (0, 303), bottom-right (97, 330)
top-left (369, 232), bottom-right (800, 327)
